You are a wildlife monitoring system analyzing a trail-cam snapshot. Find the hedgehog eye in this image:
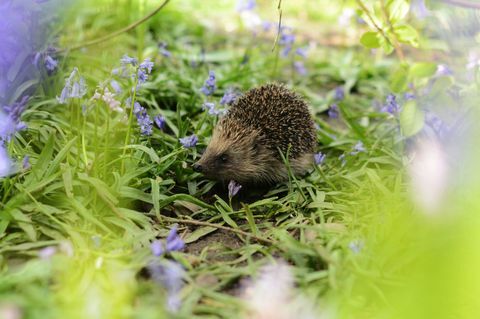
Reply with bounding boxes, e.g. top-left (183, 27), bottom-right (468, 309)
top-left (219, 153), bottom-right (229, 163)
